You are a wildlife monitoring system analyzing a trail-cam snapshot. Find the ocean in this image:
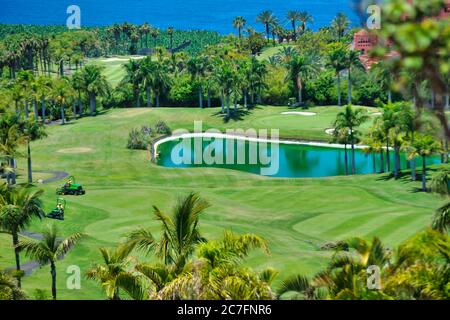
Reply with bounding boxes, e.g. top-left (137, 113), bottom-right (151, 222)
top-left (0, 0), bottom-right (361, 34)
